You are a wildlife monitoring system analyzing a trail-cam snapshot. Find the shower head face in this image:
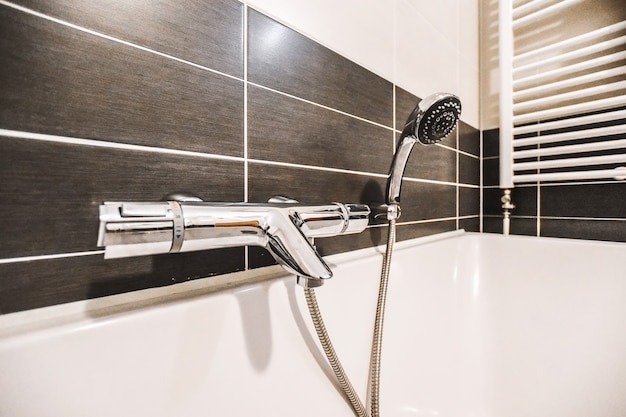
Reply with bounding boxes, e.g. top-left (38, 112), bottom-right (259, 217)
top-left (400, 93), bottom-right (462, 145)
top-left (415, 93), bottom-right (462, 144)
